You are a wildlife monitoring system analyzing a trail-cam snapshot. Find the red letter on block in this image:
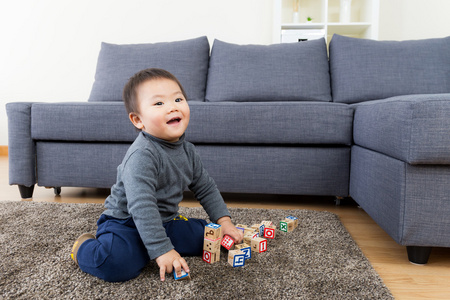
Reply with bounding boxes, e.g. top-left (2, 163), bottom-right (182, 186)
top-left (264, 227), bottom-right (275, 239)
top-left (221, 234), bottom-right (235, 250)
top-left (259, 239), bottom-right (267, 253)
top-left (202, 250), bottom-right (212, 263)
